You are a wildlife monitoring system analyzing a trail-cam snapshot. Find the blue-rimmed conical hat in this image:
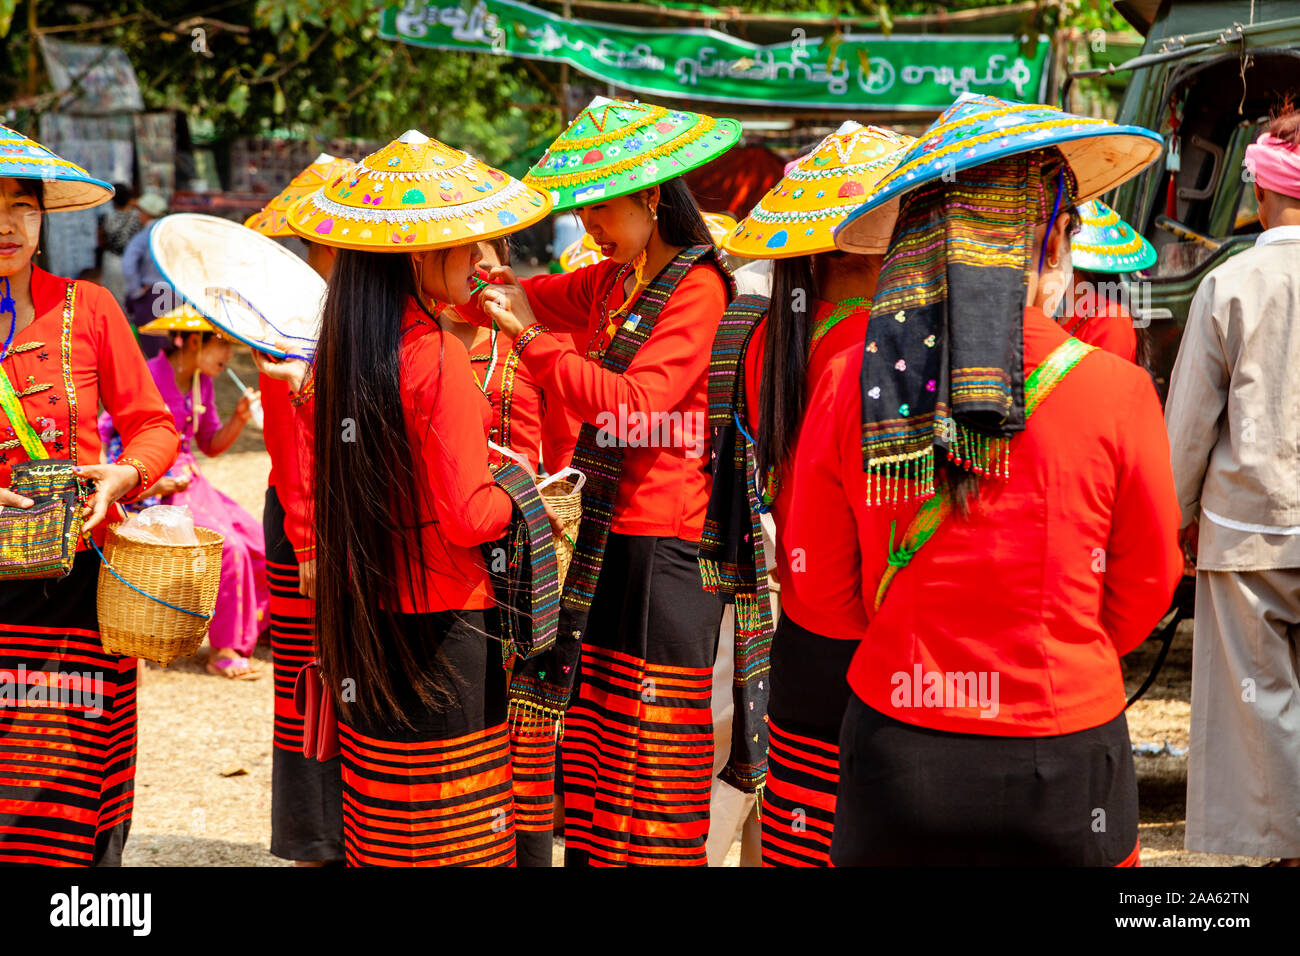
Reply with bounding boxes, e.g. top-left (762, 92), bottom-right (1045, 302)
top-left (1070, 199), bottom-right (1156, 274)
top-left (835, 94), bottom-right (1162, 251)
top-left (0, 124), bottom-right (114, 212)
